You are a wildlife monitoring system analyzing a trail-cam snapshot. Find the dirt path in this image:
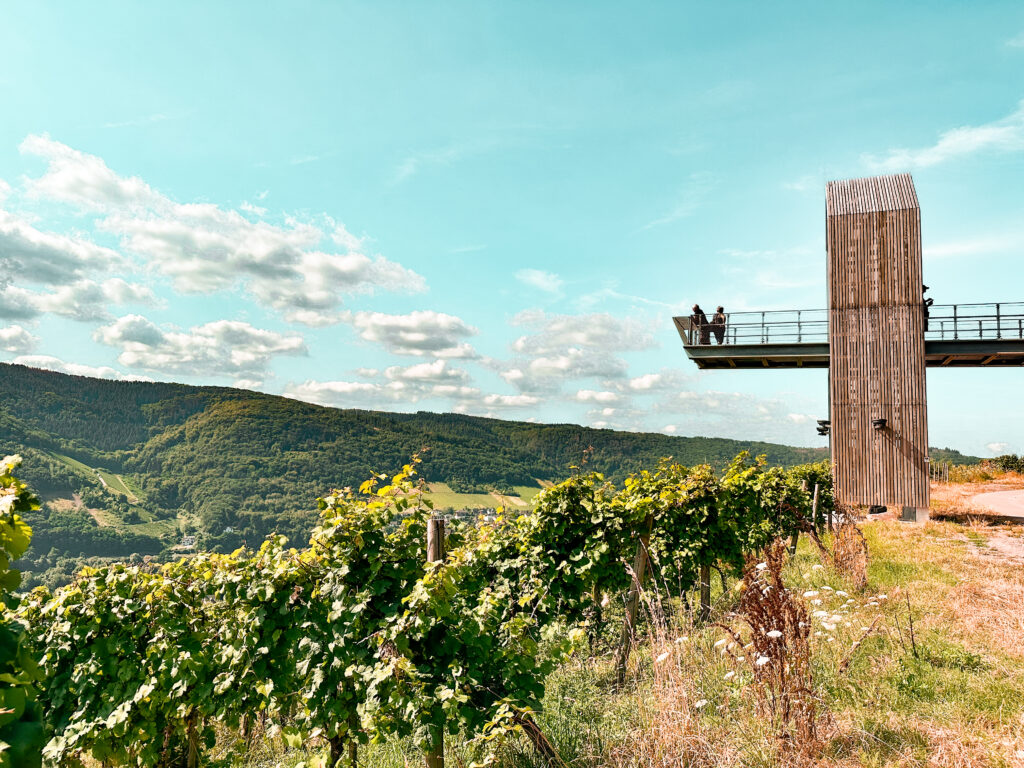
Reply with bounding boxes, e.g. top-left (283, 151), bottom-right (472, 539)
top-left (968, 488), bottom-right (1024, 520)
